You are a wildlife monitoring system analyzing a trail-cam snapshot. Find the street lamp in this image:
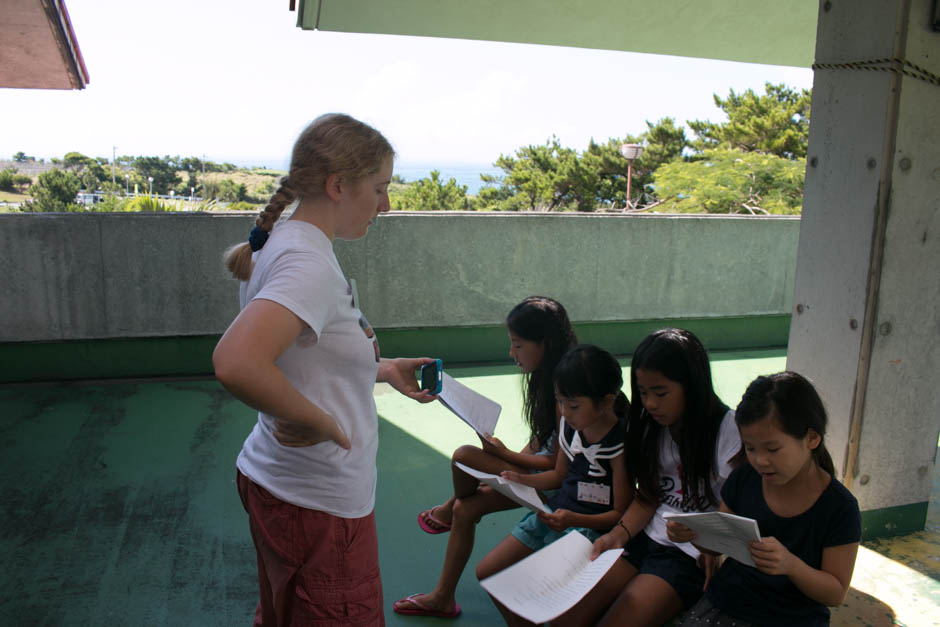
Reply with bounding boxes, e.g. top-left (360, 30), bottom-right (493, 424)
top-left (148, 176), bottom-right (153, 197)
top-left (619, 143), bottom-right (644, 210)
